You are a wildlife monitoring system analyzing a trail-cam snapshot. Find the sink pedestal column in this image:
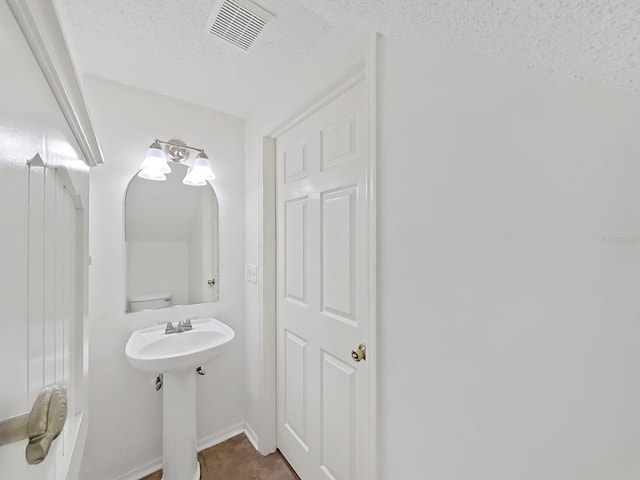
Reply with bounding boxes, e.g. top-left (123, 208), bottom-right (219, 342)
top-left (161, 371), bottom-right (200, 480)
